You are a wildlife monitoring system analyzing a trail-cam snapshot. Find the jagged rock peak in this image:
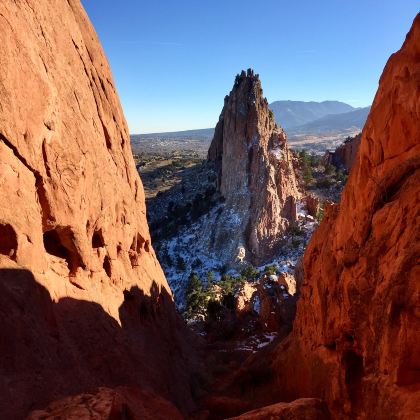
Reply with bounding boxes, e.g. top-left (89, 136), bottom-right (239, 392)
top-left (208, 69), bottom-right (277, 163)
top-left (233, 68), bottom-right (261, 89)
top-left (207, 70), bottom-right (300, 264)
